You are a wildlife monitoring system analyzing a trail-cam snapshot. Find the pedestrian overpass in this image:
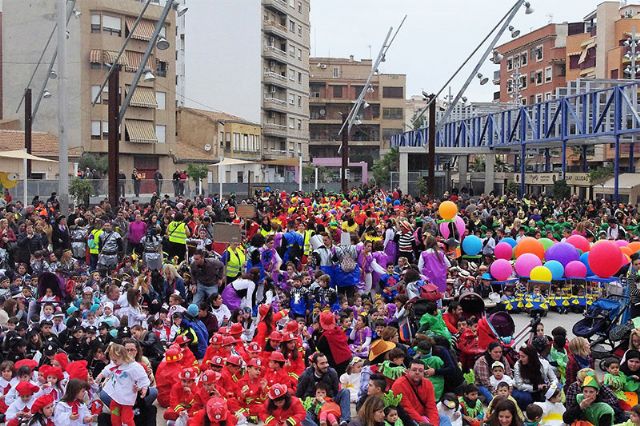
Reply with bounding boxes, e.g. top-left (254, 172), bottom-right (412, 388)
top-left (391, 82), bottom-right (640, 198)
